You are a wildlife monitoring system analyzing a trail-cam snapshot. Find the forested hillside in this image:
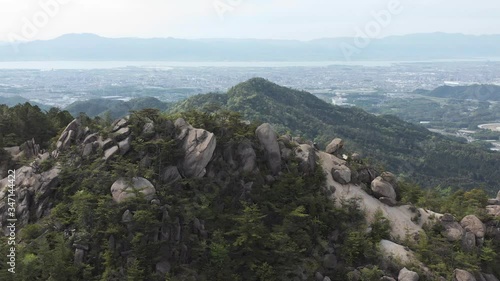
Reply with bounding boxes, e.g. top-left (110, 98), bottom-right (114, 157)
top-left (65, 97), bottom-right (171, 119)
top-left (1, 108), bottom-right (499, 280)
top-left (420, 84), bottom-right (500, 101)
top-left (171, 78), bottom-right (500, 193)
